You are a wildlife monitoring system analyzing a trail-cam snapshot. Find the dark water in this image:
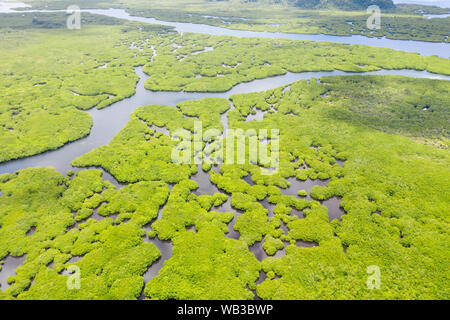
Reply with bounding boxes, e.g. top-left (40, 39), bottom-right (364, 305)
top-left (243, 174), bottom-right (254, 186)
top-left (0, 255), bottom-right (27, 290)
top-left (141, 236), bottom-right (173, 283)
top-left (249, 241), bottom-right (270, 261)
top-left (393, 0), bottom-right (450, 8)
top-left (322, 196), bottom-right (346, 222)
top-left (213, 196), bottom-right (242, 239)
top-left (1, 3), bottom-right (449, 57)
top-left (296, 240), bottom-right (319, 247)
top-left (260, 198), bottom-right (276, 218)
top-left (425, 13), bottom-right (450, 18)
top-left (192, 164), bottom-right (220, 196)
top-left (84, 8), bottom-right (450, 58)
top-left (1, 67), bottom-right (446, 176)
